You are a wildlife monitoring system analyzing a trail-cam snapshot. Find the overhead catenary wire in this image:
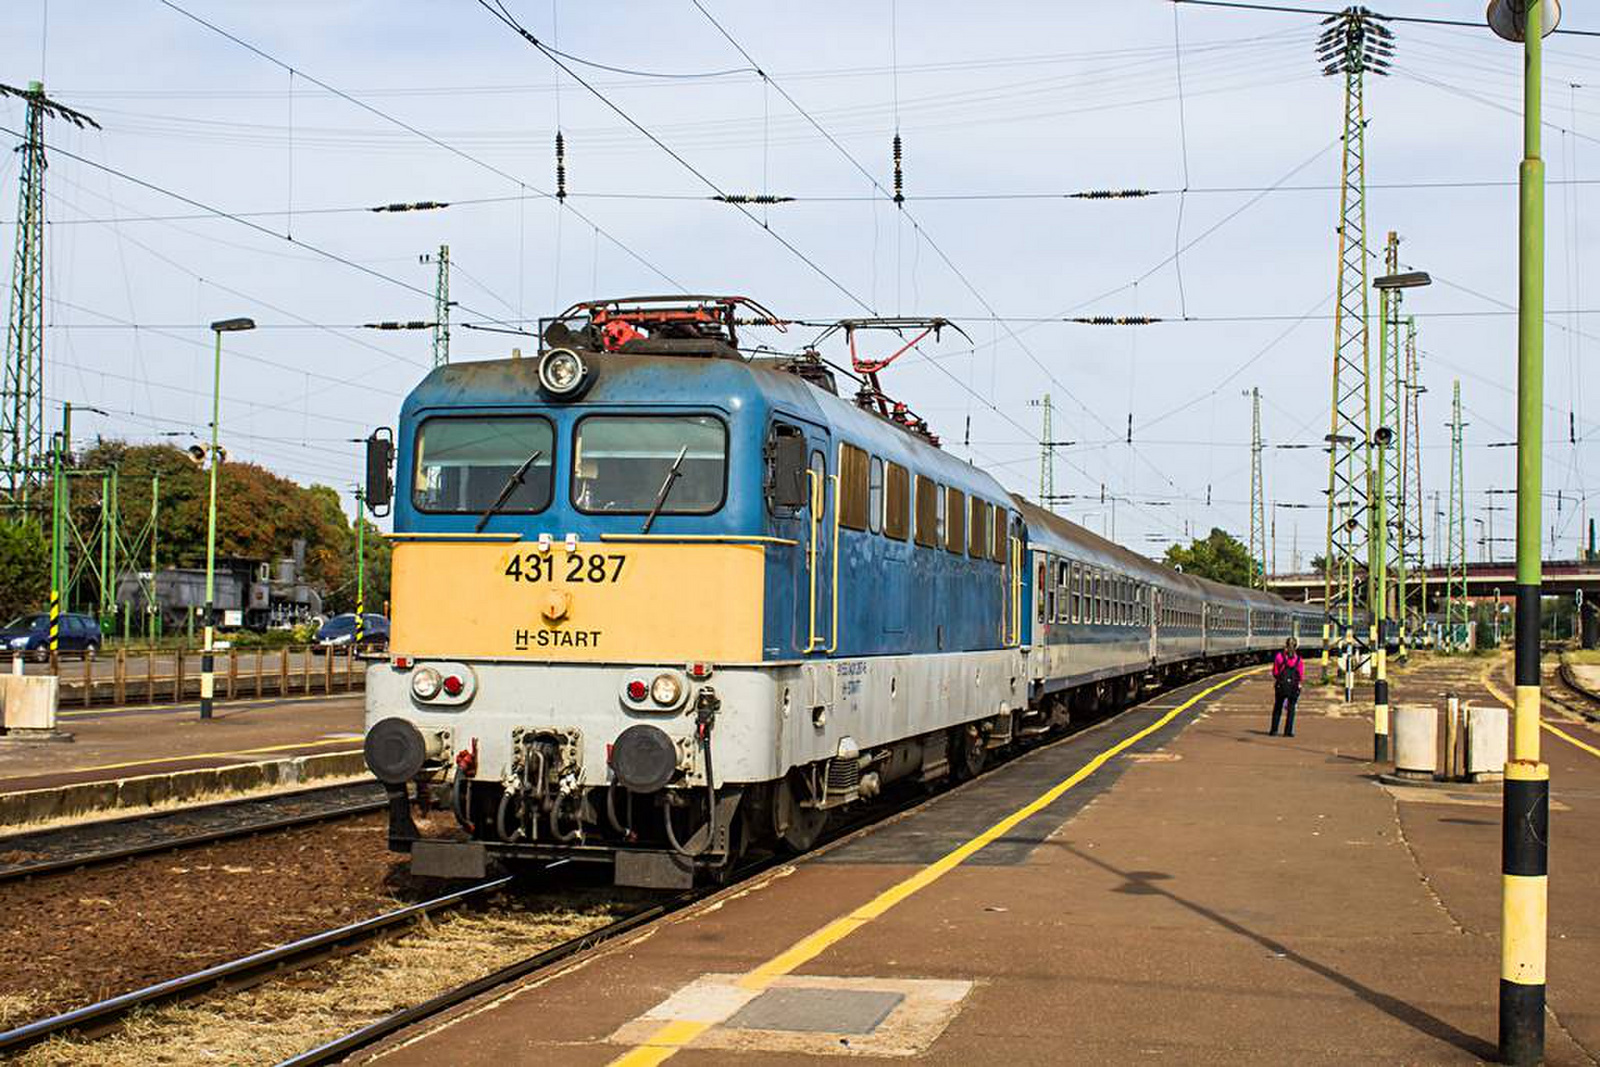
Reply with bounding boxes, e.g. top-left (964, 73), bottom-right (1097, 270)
top-left (150, 0), bottom-right (688, 292)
